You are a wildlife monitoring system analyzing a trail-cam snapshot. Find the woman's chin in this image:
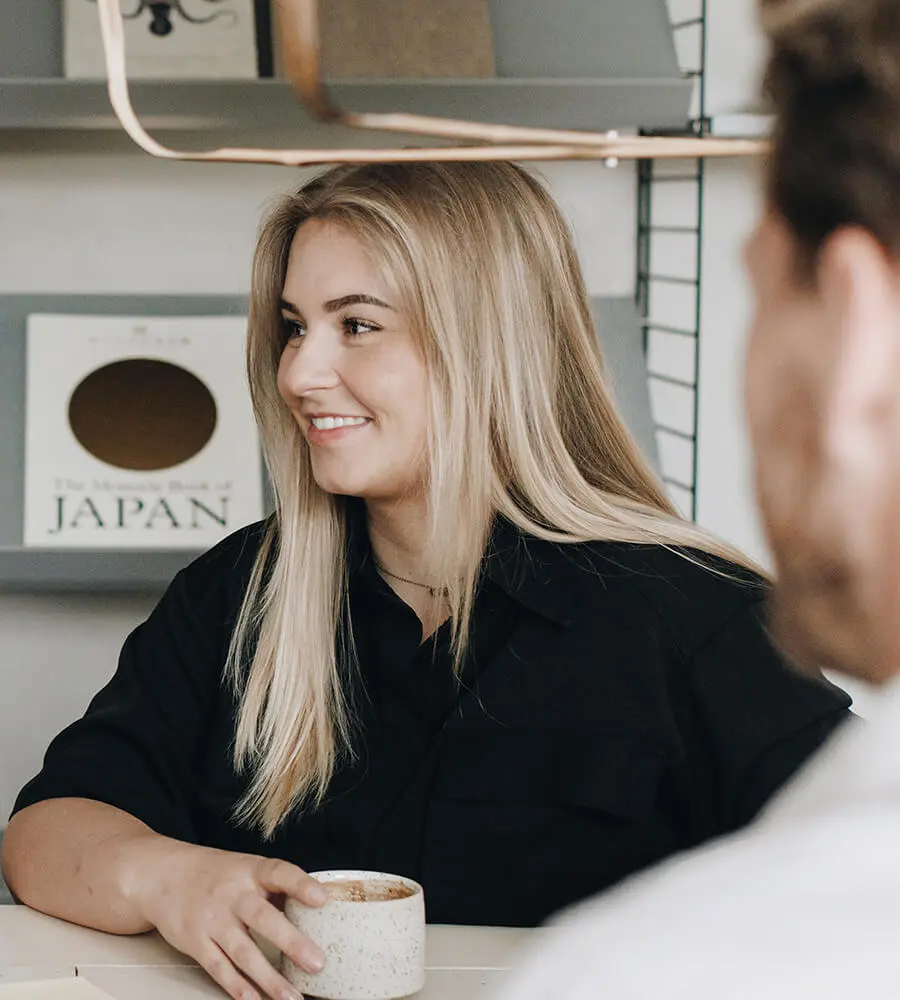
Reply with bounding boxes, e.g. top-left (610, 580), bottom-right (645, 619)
top-left (310, 466), bottom-right (424, 504)
top-left (310, 461), bottom-right (367, 497)
top-left (314, 481), bottom-right (365, 498)
top-left (311, 470), bottom-right (380, 499)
